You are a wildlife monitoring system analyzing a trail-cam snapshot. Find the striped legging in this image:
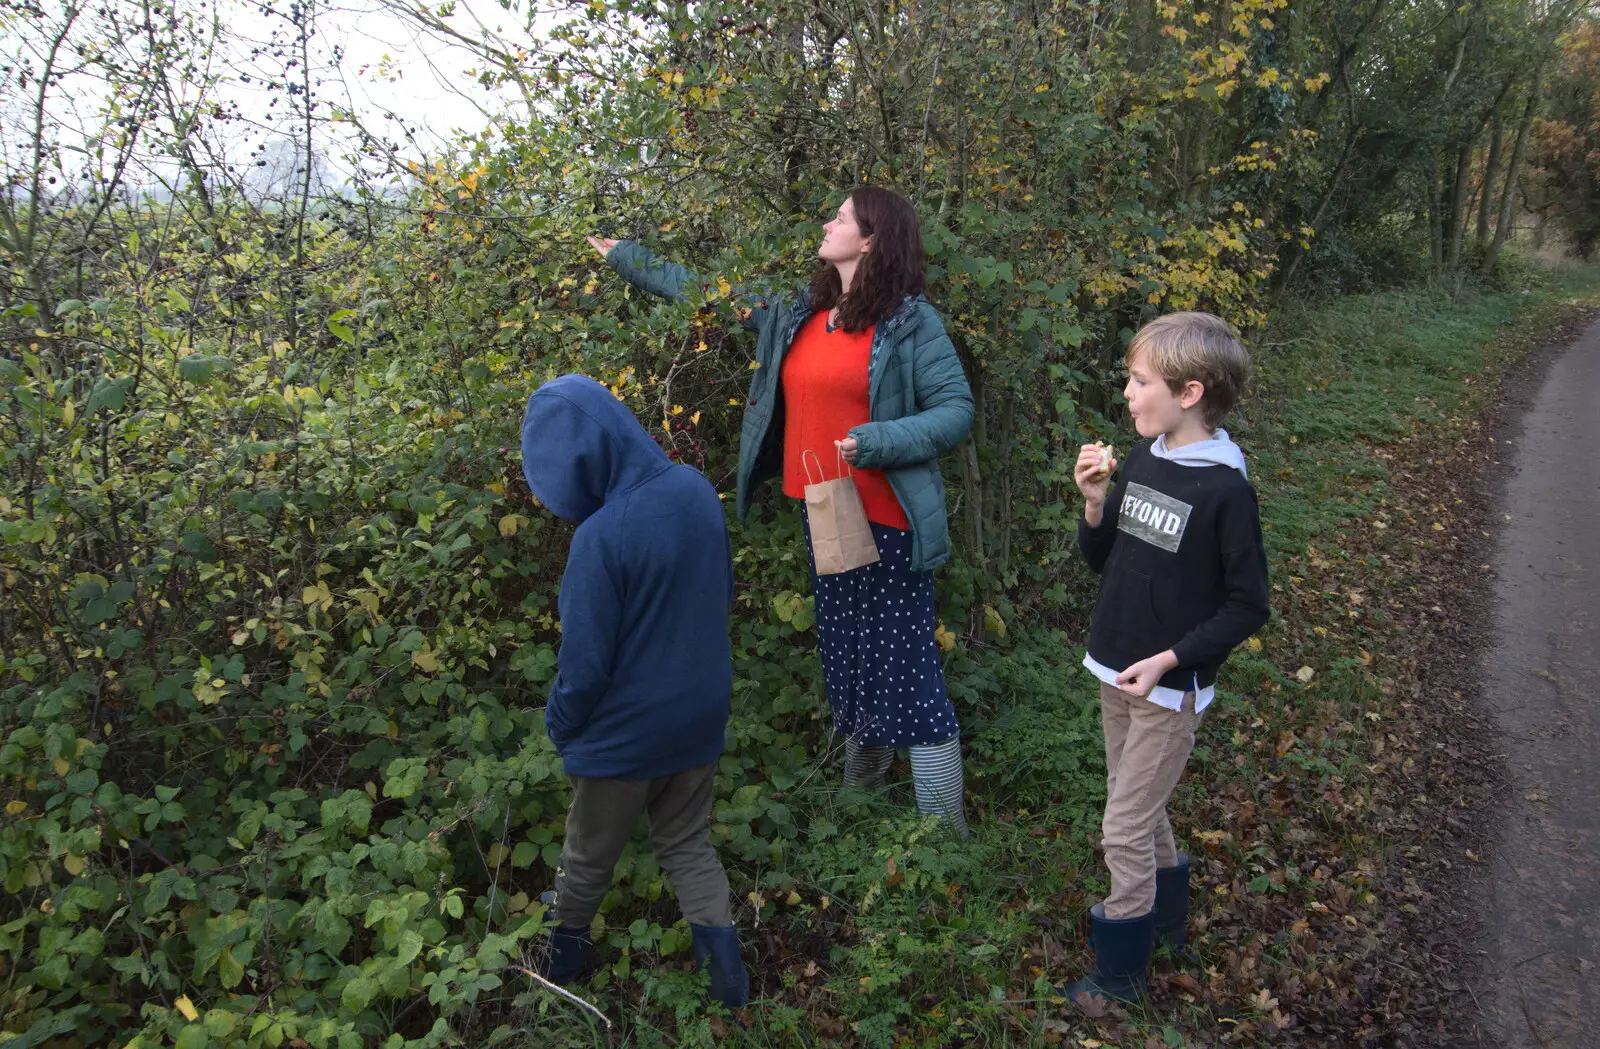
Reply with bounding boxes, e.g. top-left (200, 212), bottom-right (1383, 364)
top-left (843, 735), bottom-right (970, 840)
